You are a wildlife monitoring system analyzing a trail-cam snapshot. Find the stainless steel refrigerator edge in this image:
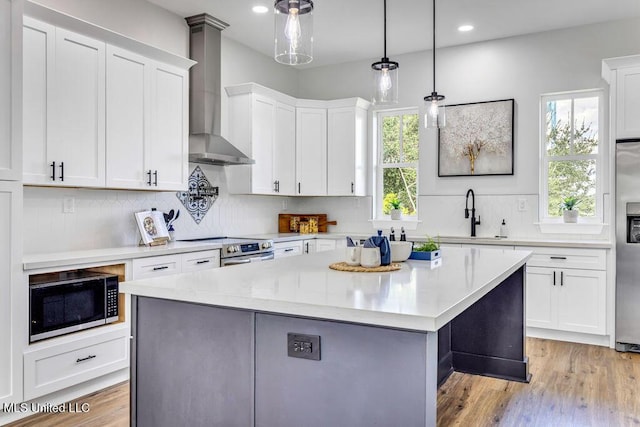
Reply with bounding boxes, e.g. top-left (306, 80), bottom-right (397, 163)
top-left (615, 139), bottom-right (640, 352)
